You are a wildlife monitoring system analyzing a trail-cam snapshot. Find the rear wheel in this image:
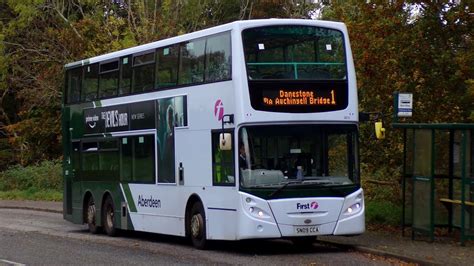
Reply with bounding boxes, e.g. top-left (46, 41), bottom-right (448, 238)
top-left (189, 202), bottom-right (208, 249)
top-left (102, 196), bottom-right (116, 236)
top-left (86, 197), bottom-right (101, 234)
